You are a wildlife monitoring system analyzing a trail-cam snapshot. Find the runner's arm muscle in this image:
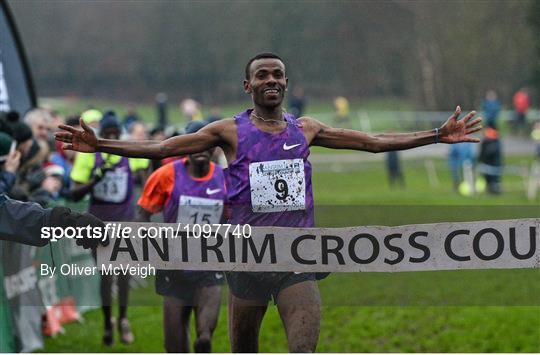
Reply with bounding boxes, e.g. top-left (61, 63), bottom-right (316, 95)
top-left (304, 106), bottom-right (481, 153)
top-left (98, 127), bottom-right (222, 159)
top-left (57, 120), bottom-right (229, 159)
top-left (309, 120), bottom-right (438, 153)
